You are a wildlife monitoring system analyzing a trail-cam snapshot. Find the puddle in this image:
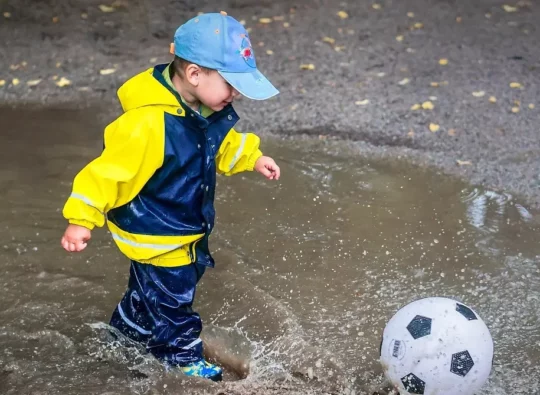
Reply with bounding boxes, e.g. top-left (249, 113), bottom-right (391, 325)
top-left (0, 108), bottom-right (539, 395)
